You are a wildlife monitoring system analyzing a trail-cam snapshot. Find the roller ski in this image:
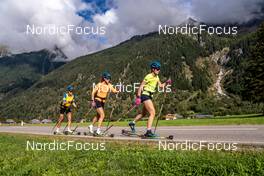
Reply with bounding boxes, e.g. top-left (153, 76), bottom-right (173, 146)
top-left (83, 125), bottom-right (114, 137)
top-left (140, 130), bottom-right (173, 140)
top-left (53, 125), bottom-right (66, 135)
top-left (83, 131), bottom-right (114, 138)
top-left (53, 131), bottom-right (63, 135)
top-left (121, 129), bottom-right (144, 137)
top-left (122, 129), bottom-right (173, 140)
top-left (63, 130), bottom-right (81, 136)
top-left (53, 125), bottom-right (81, 135)
top-left (63, 125), bottom-right (81, 135)
top-left (83, 124), bottom-right (97, 136)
